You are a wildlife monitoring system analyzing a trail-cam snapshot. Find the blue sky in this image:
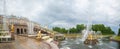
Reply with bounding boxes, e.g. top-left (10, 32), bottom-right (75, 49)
top-left (0, 0), bottom-right (120, 34)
